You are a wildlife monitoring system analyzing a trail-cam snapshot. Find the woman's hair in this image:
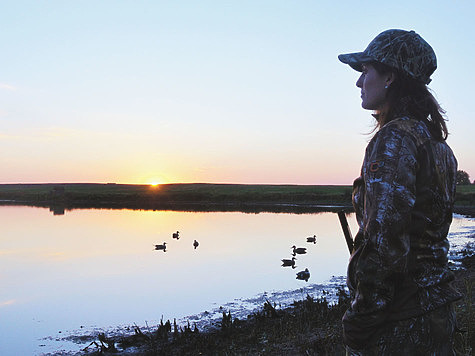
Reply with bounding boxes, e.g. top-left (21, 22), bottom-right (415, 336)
top-left (371, 61), bottom-right (449, 141)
